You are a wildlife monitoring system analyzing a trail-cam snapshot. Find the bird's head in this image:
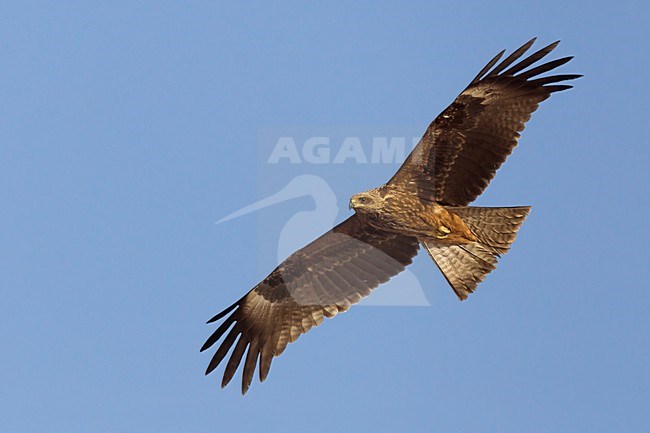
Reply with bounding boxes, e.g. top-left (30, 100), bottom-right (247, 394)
top-left (349, 188), bottom-right (386, 213)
